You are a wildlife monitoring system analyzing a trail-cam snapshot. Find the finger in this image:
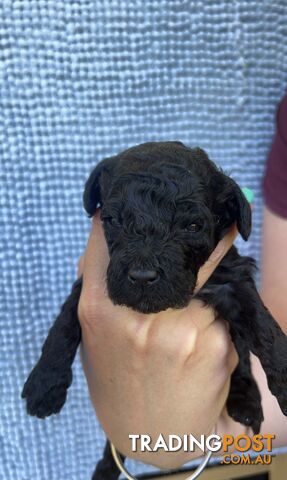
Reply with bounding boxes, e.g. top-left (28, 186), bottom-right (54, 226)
top-left (77, 255), bottom-right (85, 277)
top-left (194, 224), bottom-right (238, 293)
top-left (81, 210), bottom-right (110, 300)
